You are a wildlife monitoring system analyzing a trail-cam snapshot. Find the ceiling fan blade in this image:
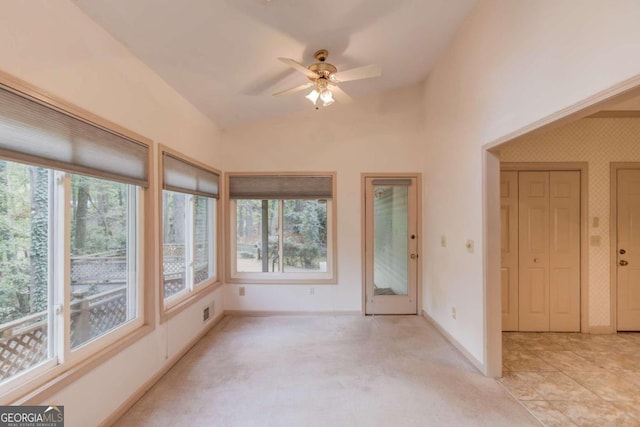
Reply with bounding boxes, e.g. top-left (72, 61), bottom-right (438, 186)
top-left (278, 57), bottom-right (318, 79)
top-left (272, 82), bottom-right (314, 97)
top-left (332, 64), bottom-right (381, 83)
top-left (330, 85), bottom-right (353, 104)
